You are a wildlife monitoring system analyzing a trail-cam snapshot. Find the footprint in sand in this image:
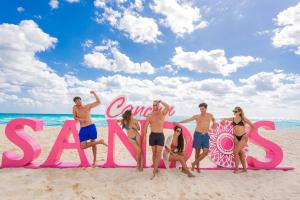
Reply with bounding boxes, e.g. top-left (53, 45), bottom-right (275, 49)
top-left (45, 185), bottom-right (53, 192)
